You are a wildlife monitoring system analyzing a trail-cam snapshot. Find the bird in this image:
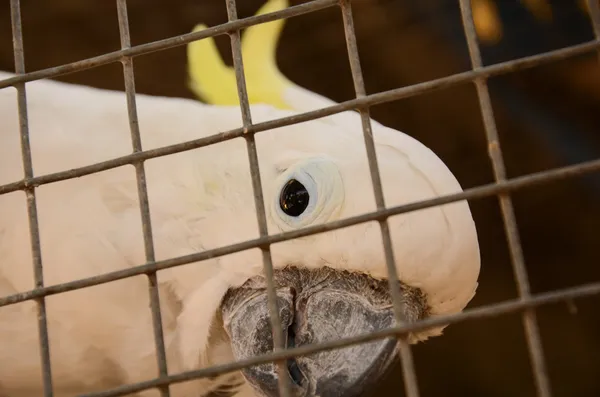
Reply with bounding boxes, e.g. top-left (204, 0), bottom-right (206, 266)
top-left (0, 1), bottom-right (480, 396)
